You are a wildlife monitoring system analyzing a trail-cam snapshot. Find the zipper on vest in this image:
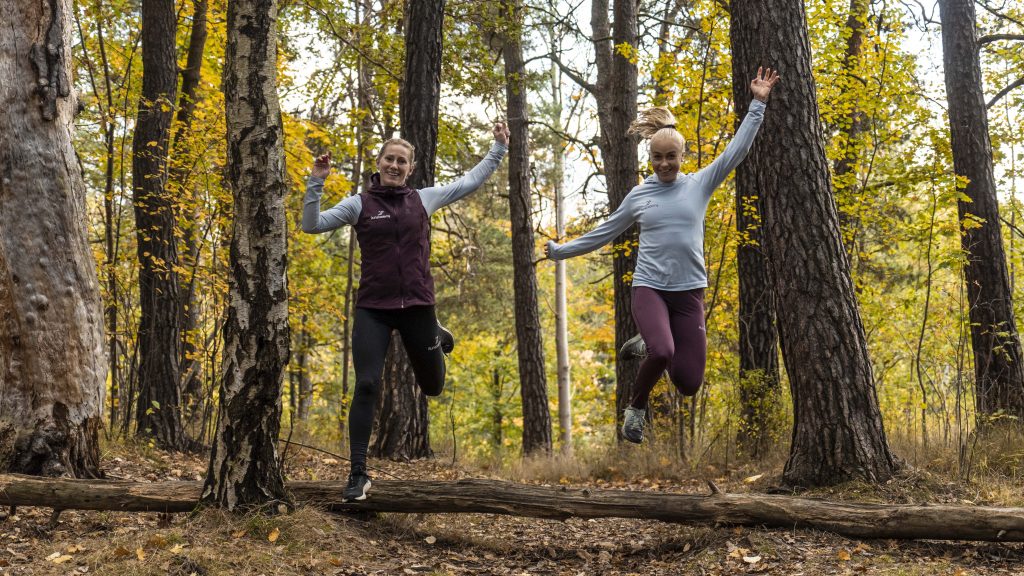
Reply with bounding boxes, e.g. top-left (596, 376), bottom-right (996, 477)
top-left (394, 204), bottom-right (405, 308)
